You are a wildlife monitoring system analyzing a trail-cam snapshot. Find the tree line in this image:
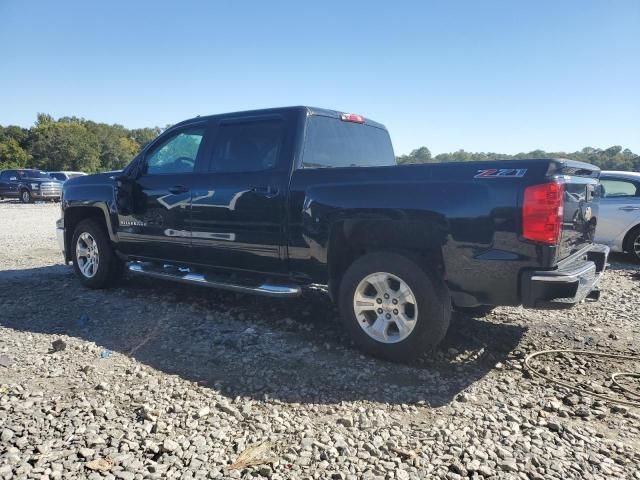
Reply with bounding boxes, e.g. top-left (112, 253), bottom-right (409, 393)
top-left (397, 146), bottom-right (640, 171)
top-left (1, 114), bottom-right (638, 172)
top-left (0, 114), bottom-right (161, 173)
